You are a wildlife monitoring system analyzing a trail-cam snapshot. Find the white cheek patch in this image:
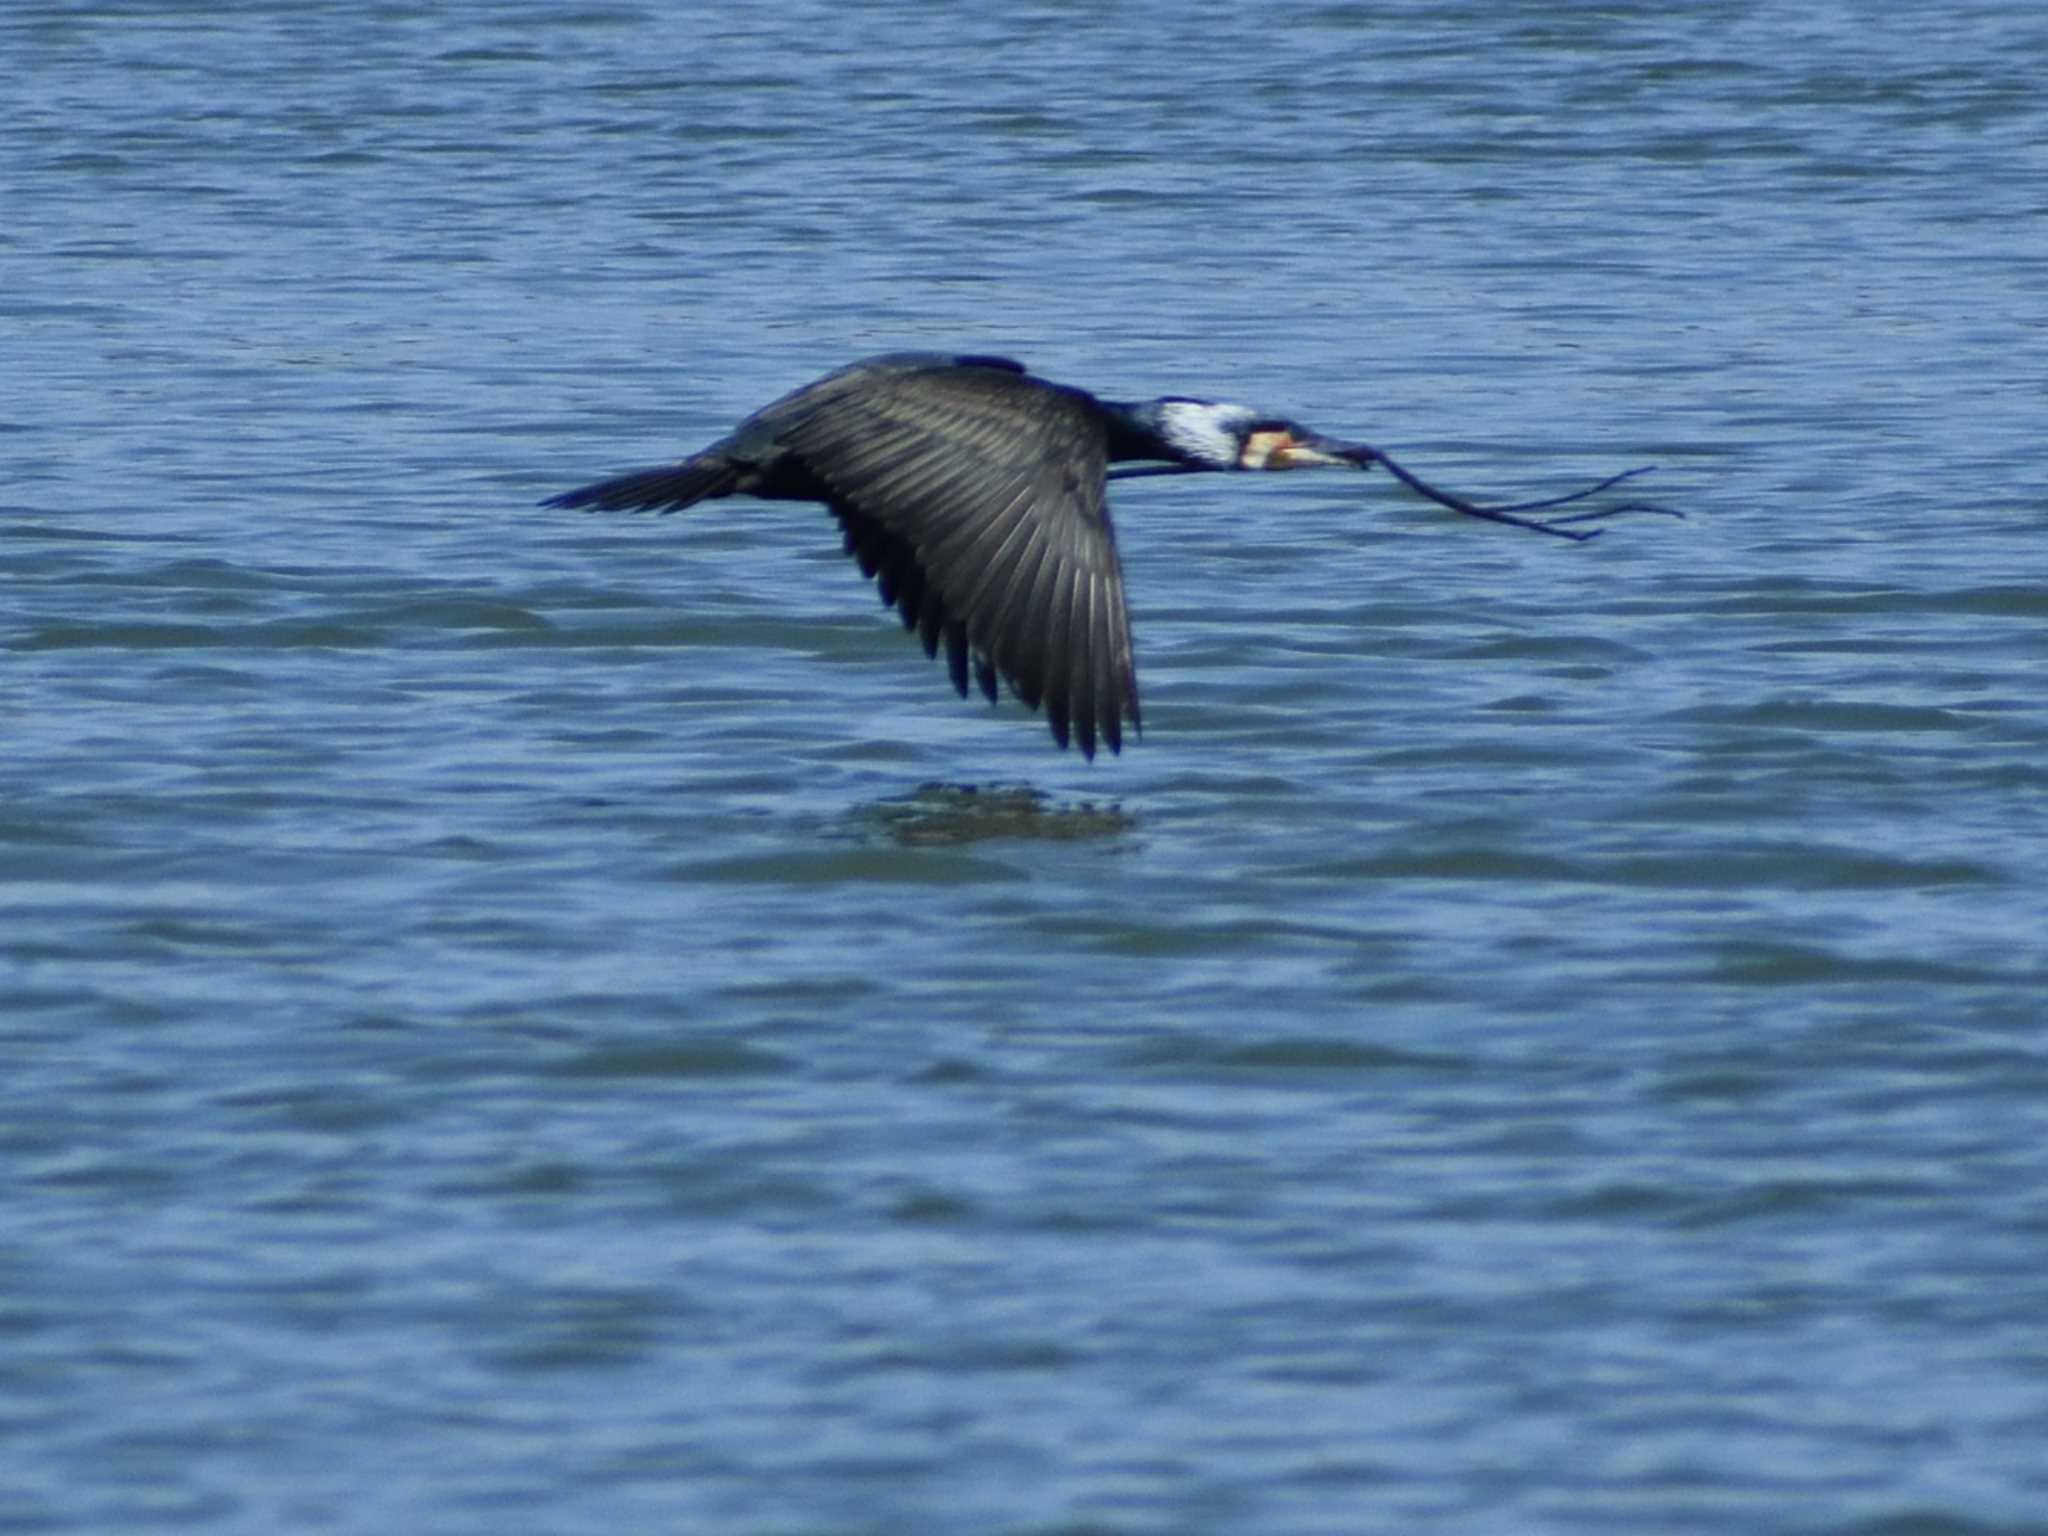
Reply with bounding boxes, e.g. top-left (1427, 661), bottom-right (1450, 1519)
top-left (1158, 401), bottom-right (1254, 468)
